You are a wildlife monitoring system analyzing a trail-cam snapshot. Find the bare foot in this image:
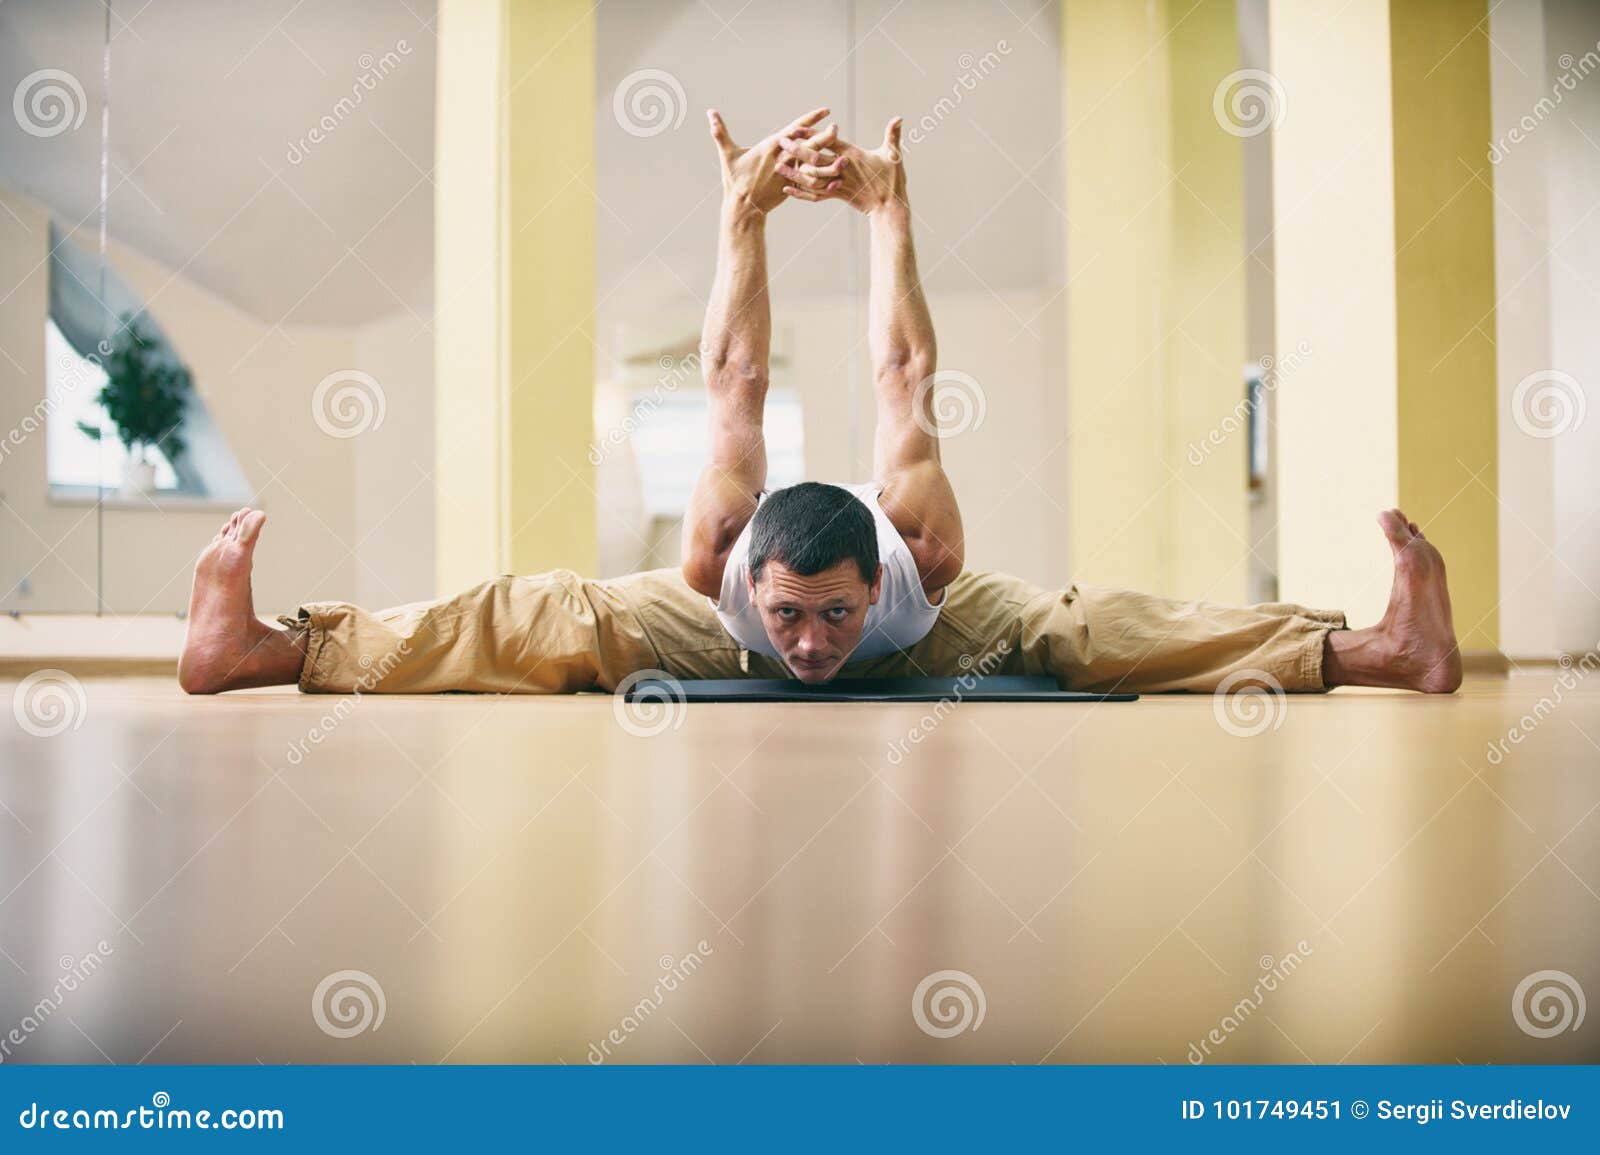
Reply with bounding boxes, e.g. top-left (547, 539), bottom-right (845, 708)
top-left (1325, 509), bottom-right (1462, 693)
top-left (178, 509), bottom-right (304, 694)
top-left (1375, 508), bottom-right (1463, 692)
